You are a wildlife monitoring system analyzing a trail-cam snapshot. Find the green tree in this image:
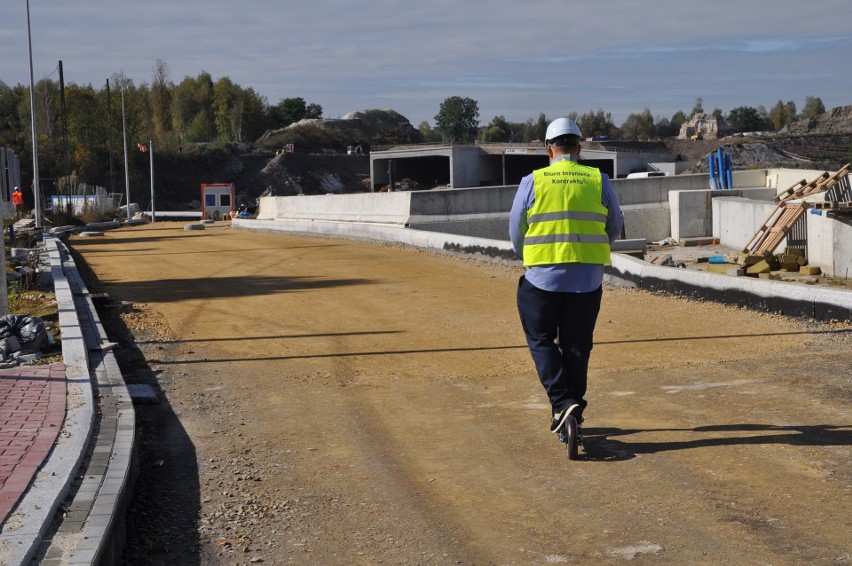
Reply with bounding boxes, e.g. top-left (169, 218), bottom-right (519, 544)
top-left (727, 106), bottom-right (767, 133)
top-left (270, 97), bottom-right (322, 129)
top-left (0, 82), bottom-right (29, 152)
top-left (620, 108), bottom-right (655, 140)
top-left (171, 72), bottom-right (215, 142)
top-left (434, 96), bottom-right (479, 143)
top-left (213, 77), bottom-right (242, 141)
top-left (63, 84), bottom-right (103, 179)
top-left (151, 59), bottom-right (173, 146)
top-left (670, 110), bottom-right (687, 131)
top-left (577, 109), bottom-right (613, 139)
top-left (521, 113), bottom-right (548, 143)
top-left (480, 115), bottom-right (512, 142)
top-left (240, 87), bottom-right (270, 142)
top-left (305, 103), bottom-right (323, 120)
top-left (690, 97), bottom-right (704, 118)
top-left (768, 100), bottom-right (797, 131)
top-left (800, 96), bottom-right (826, 120)
top-left (417, 120), bottom-right (438, 142)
